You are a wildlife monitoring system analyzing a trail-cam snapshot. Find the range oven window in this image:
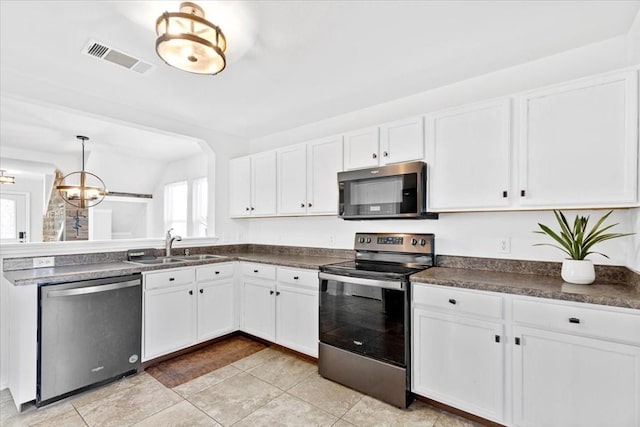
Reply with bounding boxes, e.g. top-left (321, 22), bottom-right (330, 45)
top-left (340, 173), bottom-right (417, 217)
top-left (319, 278), bottom-right (407, 367)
